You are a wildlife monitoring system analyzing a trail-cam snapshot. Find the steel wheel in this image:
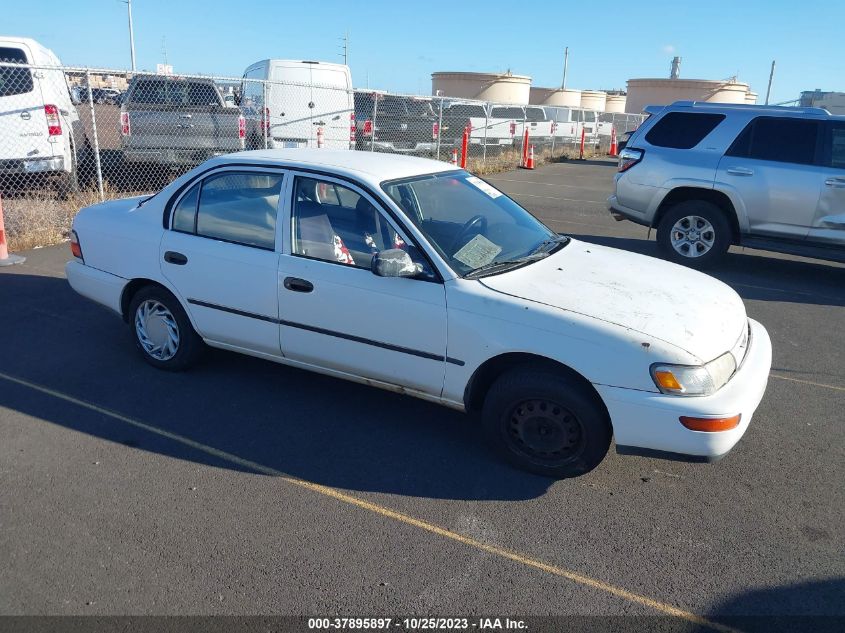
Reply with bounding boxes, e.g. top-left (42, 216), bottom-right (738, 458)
top-left (670, 215), bottom-right (716, 258)
top-left (507, 398), bottom-right (586, 466)
top-left (134, 299), bottom-right (180, 361)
